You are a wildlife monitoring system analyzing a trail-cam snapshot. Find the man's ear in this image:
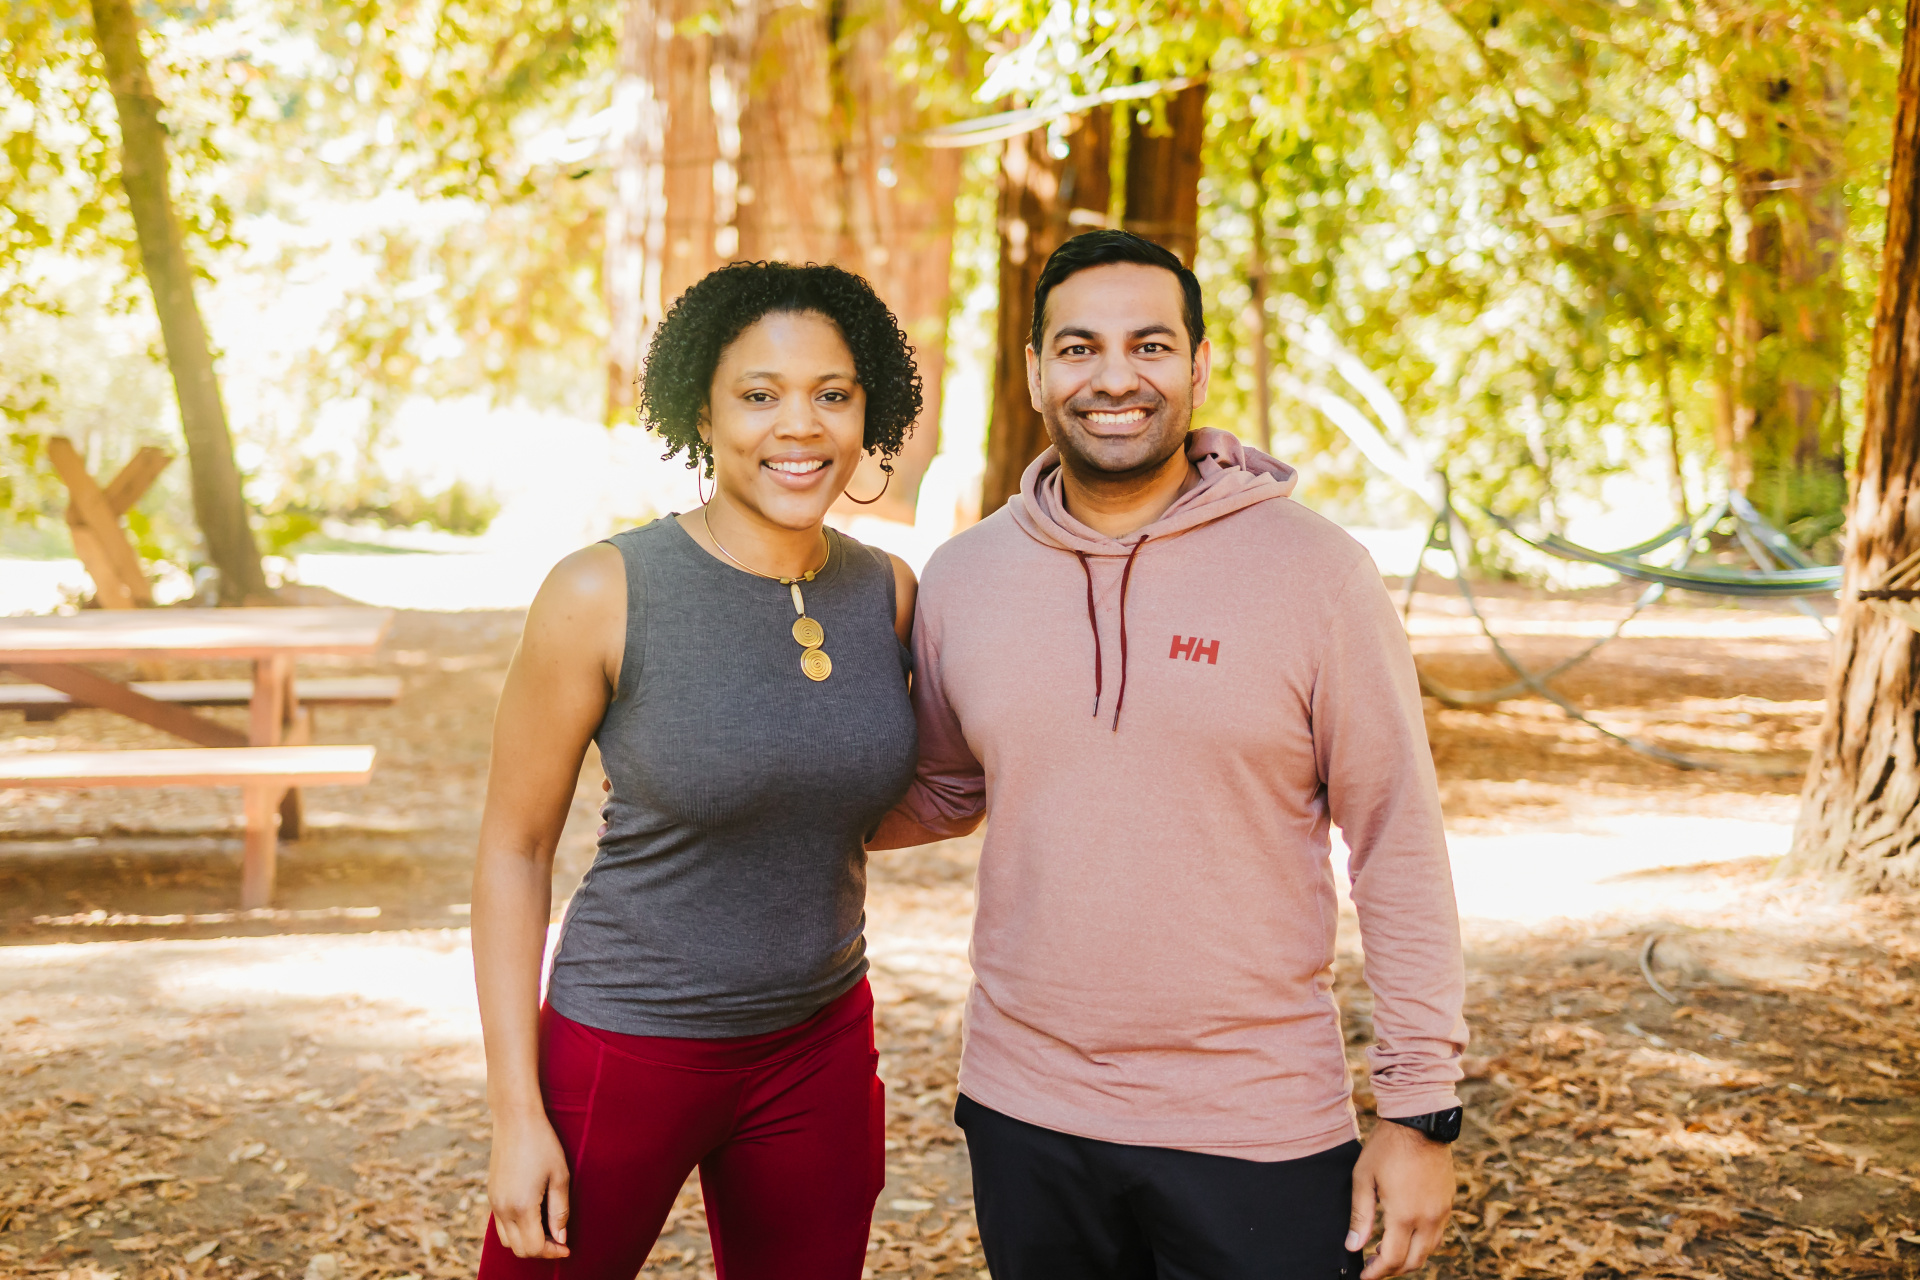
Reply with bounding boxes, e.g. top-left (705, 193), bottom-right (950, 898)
top-left (1189, 339), bottom-right (1213, 412)
top-left (1026, 344), bottom-right (1043, 413)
